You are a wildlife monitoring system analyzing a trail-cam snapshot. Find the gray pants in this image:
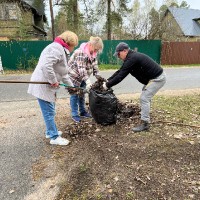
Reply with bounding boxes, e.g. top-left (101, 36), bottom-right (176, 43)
top-left (140, 72), bottom-right (166, 122)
